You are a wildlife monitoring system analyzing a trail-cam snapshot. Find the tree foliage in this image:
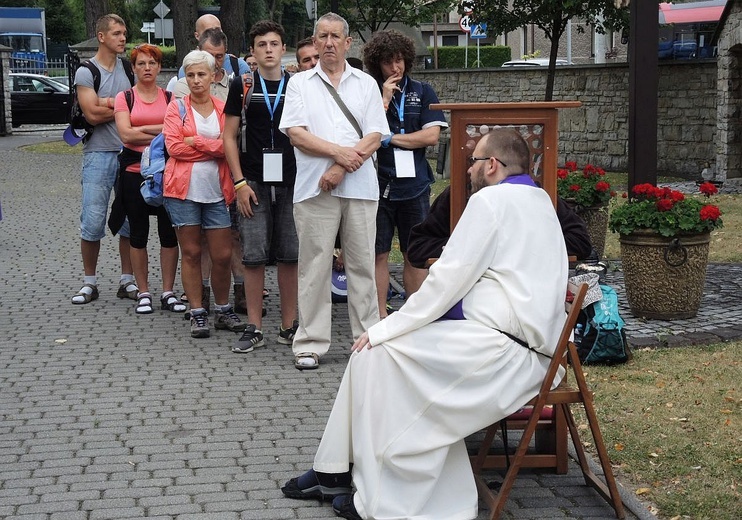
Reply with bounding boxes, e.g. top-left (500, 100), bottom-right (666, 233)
top-left (329, 0), bottom-right (454, 42)
top-left (468, 0), bottom-right (630, 100)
